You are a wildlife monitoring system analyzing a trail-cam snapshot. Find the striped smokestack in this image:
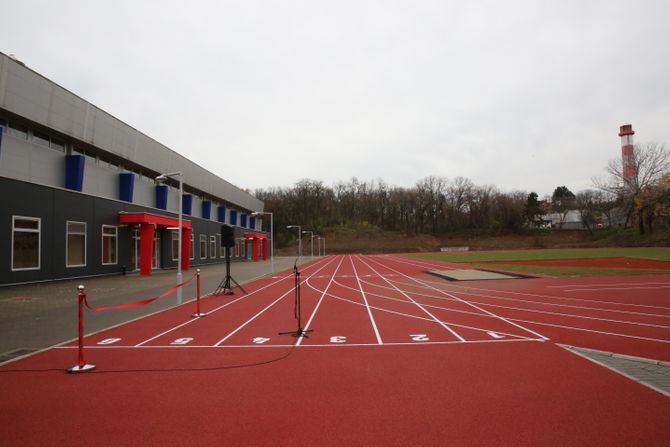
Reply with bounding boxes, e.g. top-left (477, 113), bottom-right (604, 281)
top-left (618, 124), bottom-right (636, 181)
